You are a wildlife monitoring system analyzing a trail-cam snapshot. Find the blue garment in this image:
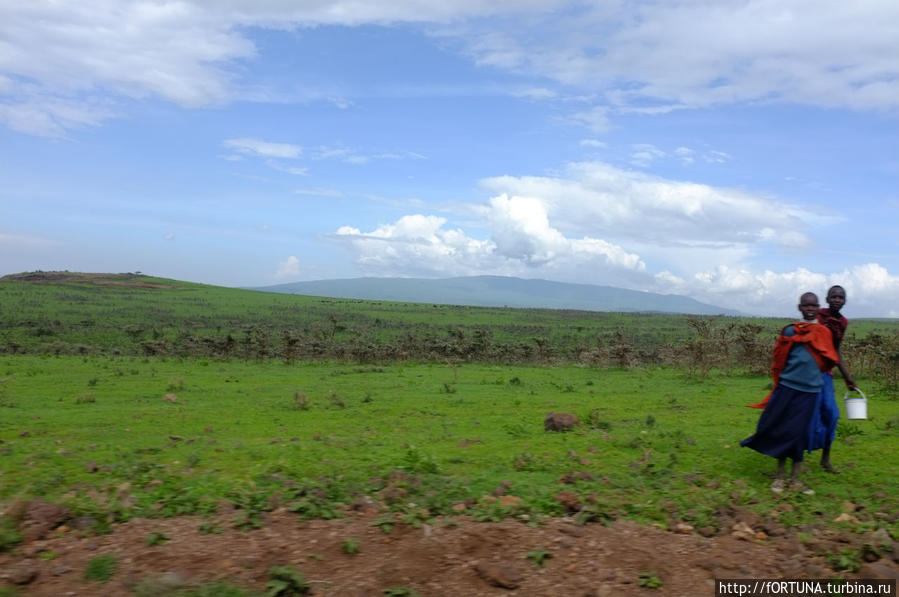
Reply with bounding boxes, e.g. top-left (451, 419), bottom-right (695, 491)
top-left (778, 325), bottom-right (825, 393)
top-left (741, 384), bottom-right (817, 461)
top-left (806, 371), bottom-right (839, 453)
